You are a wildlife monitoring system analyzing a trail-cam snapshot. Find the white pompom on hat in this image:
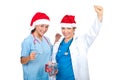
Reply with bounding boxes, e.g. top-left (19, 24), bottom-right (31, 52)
top-left (60, 15), bottom-right (76, 28)
top-left (30, 12), bottom-right (50, 29)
